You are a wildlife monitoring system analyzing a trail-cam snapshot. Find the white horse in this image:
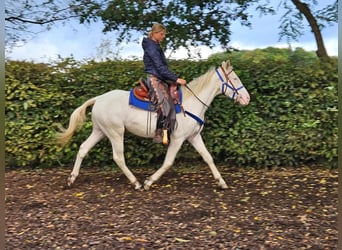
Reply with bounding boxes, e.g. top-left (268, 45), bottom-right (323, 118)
top-left (57, 61), bottom-right (250, 190)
